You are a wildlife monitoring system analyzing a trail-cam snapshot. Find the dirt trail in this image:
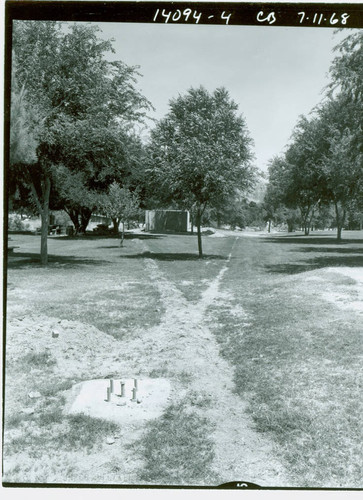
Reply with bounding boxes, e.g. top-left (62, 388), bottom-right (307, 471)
top-left (4, 234), bottom-right (288, 486)
top-left (130, 237), bottom-right (288, 486)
